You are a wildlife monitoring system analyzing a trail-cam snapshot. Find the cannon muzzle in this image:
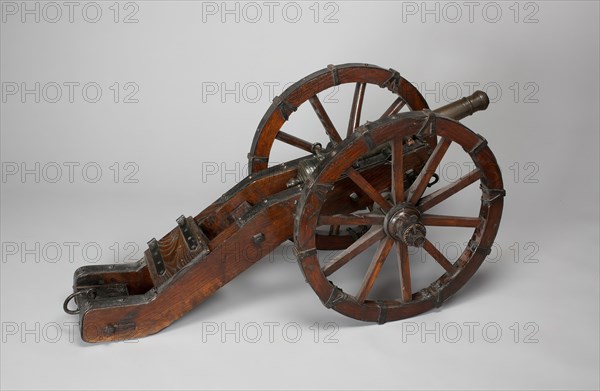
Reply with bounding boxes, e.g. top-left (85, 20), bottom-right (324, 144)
top-left (434, 90), bottom-right (490, 121)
